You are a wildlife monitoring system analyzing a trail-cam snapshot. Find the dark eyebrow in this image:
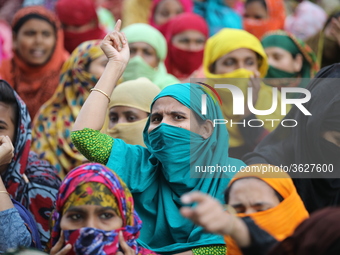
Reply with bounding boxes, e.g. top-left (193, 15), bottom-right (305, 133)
top-left (170, 111), bottom-right (187, 116)
top-left (251, 202), bottom-right (272, 207)
top-left (230, 203), bottom-right (244, 208)
top-left (65, 207), bottom-right (87, 214)
top-left (0, 120), bottom-right (8, 126)
top-left (122, 111), bottom-right (137, 115)
top-left (95, 206), bottom-right (116, 213)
